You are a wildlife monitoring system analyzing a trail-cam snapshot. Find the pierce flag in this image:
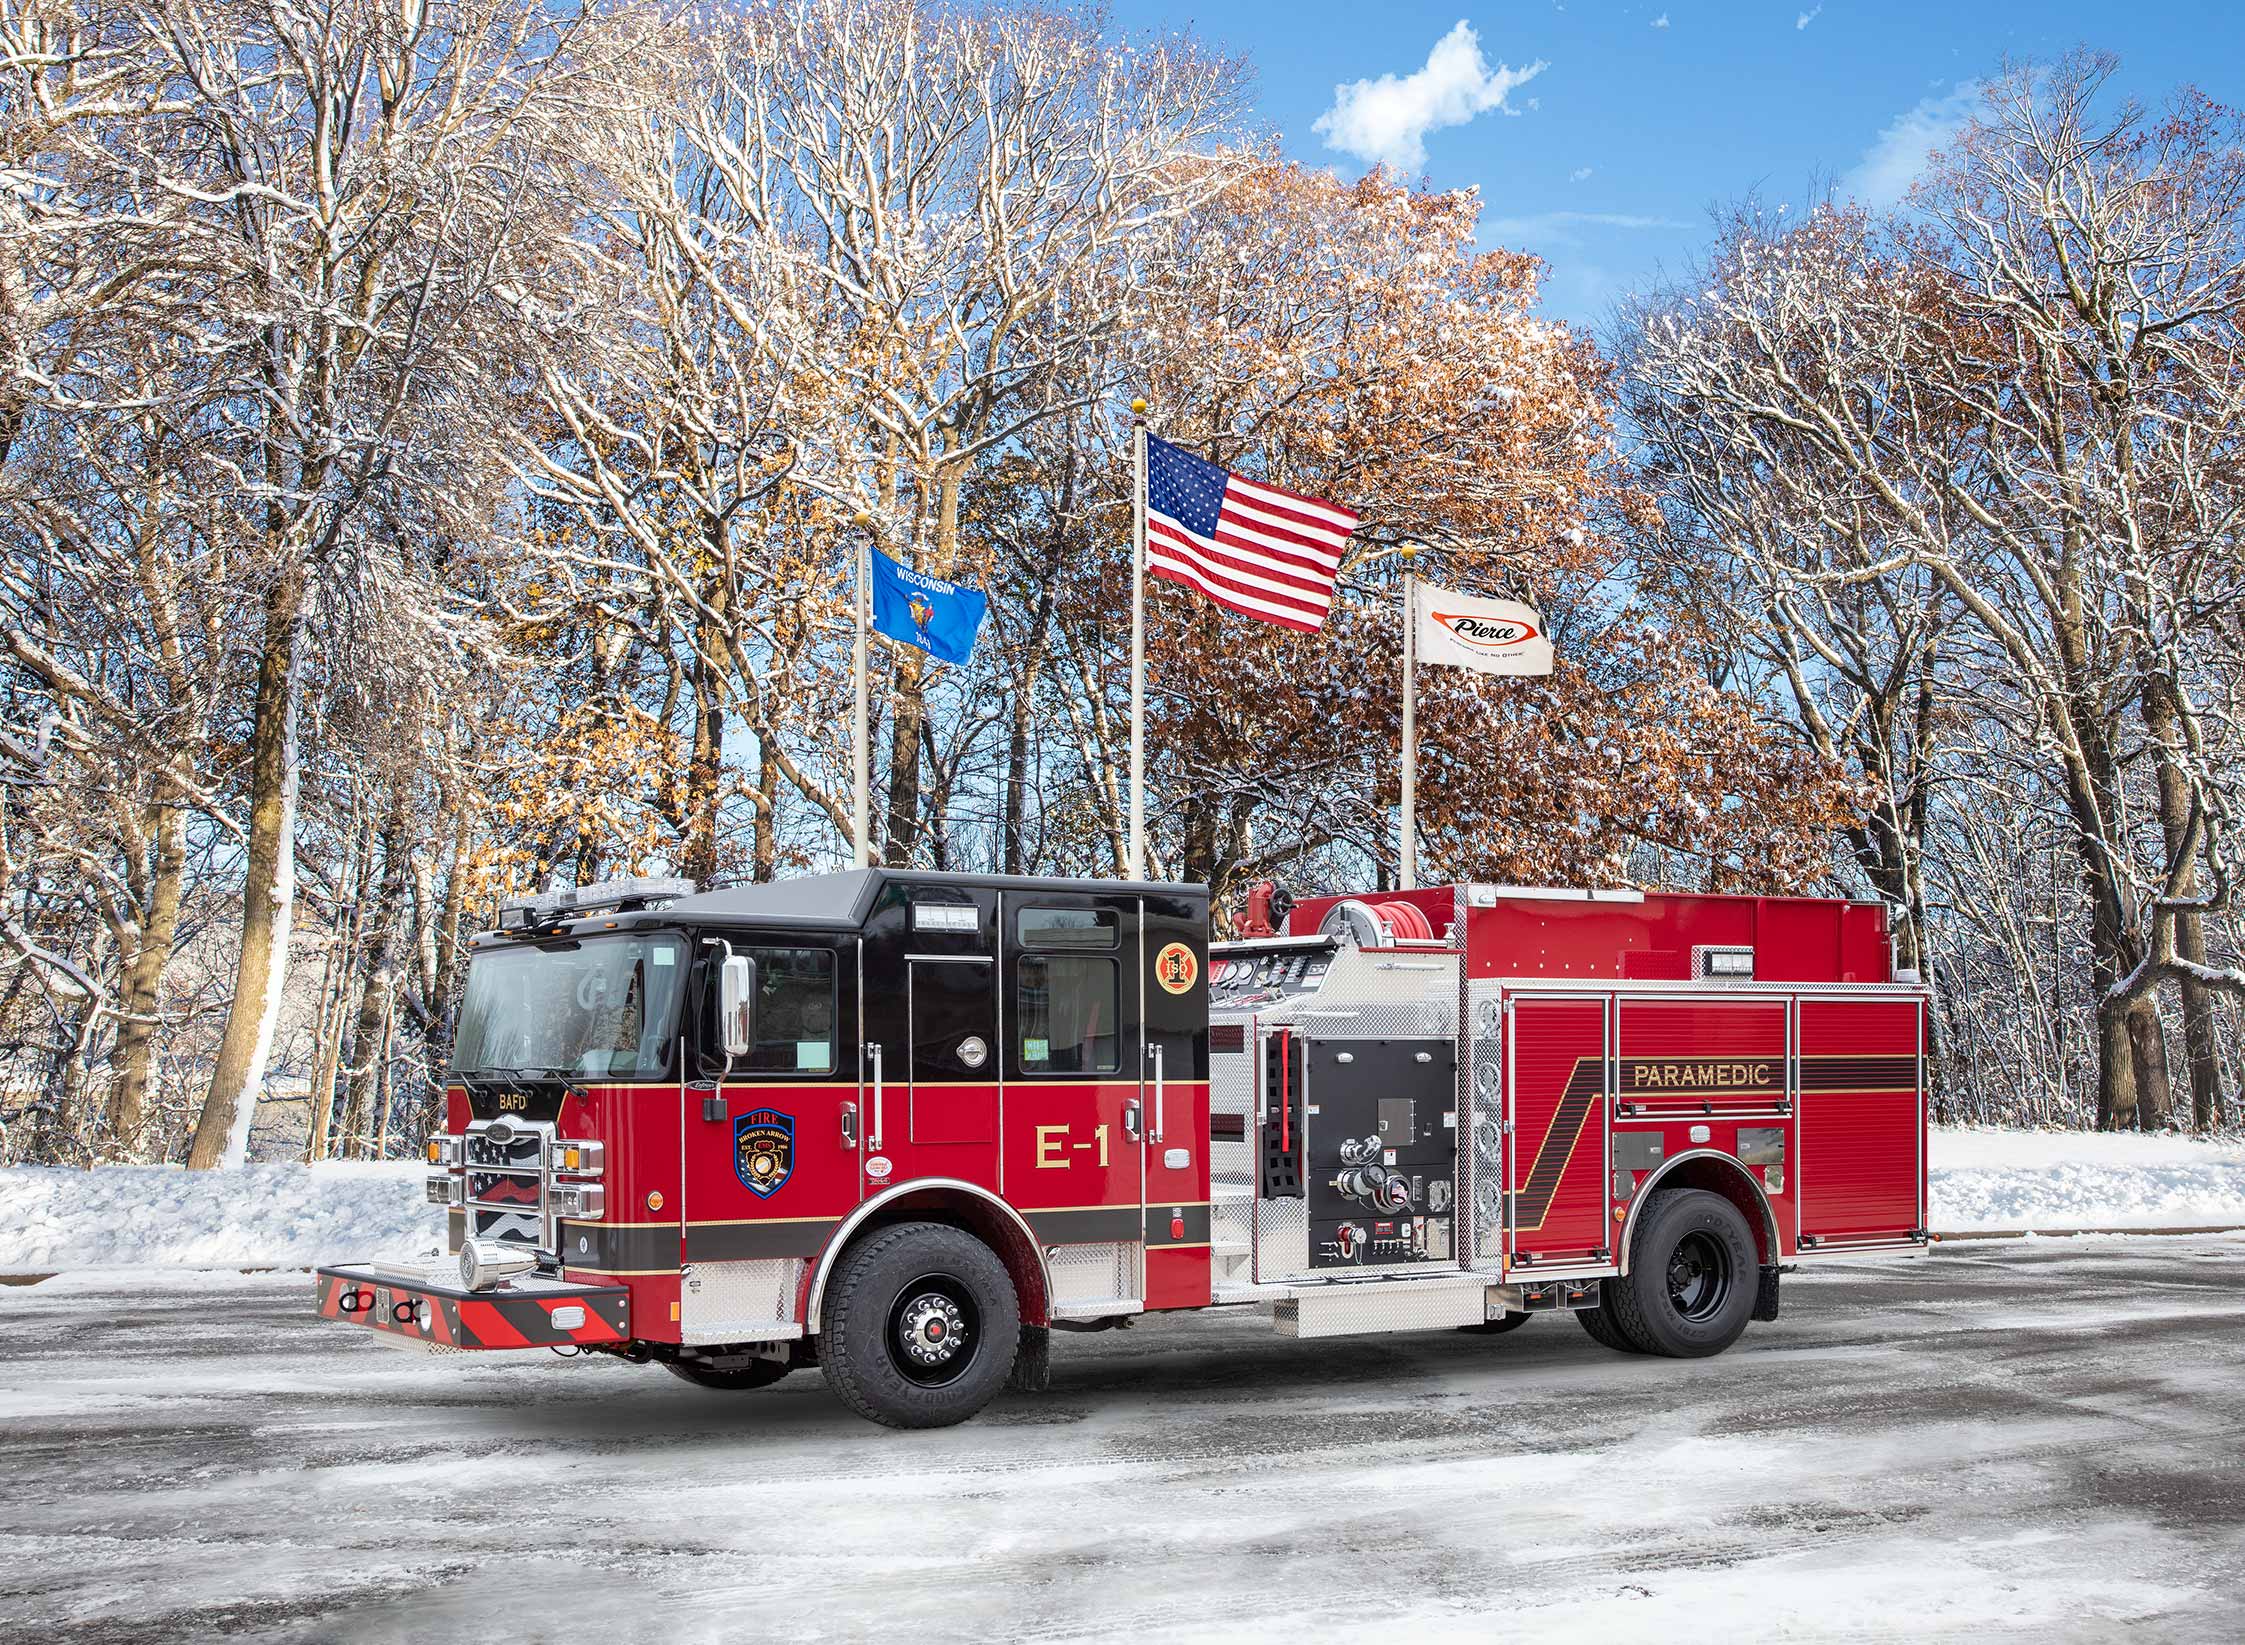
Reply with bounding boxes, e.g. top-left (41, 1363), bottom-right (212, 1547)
top-left (868, 547), bottom-right (987, 667)
top-left (1412, 582), bottom-right (1554, 676)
